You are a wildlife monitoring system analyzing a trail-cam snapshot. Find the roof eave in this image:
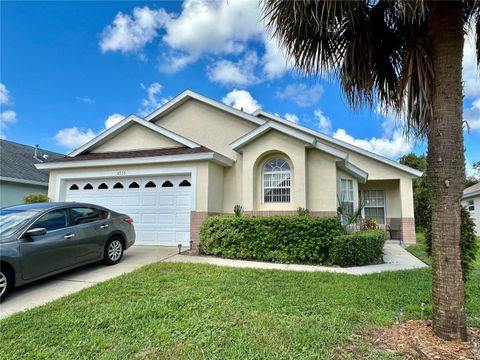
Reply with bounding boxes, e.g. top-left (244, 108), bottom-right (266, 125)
top-left (35, 152), bottom-right (234, 170)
